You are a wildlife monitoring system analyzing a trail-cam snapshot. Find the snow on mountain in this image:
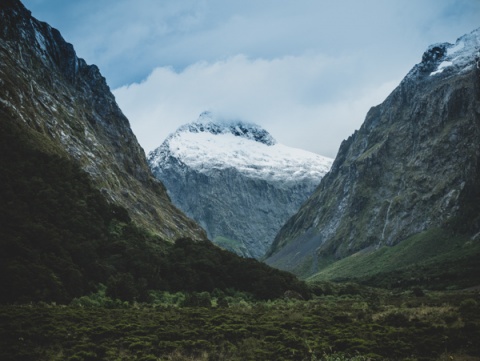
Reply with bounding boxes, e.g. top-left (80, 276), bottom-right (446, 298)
top-left (148, 112), bottom-right (333, 258)
top-left (150, 111), bottom-right (332, 187)
top-left (412, 27), bottom-right (480, 78)
top-left (265, 27), bottom-right (480, 277)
